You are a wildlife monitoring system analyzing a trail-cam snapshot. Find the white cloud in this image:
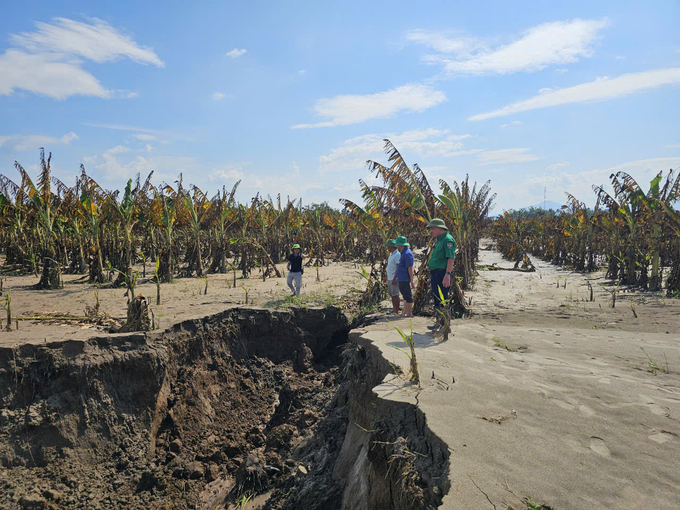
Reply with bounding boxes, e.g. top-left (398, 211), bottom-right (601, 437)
top-left (61, 132), bottom-right (78, 144)
top-left (447, 134), bottom-right (472, 141)
top-left (292, 83), bottom-right (447, 128)
top-left (0, 50), bottom-right (110, 99)
top-left (0, 132), bottom-right (79, 151)
top-left (663, 143), bottom-right (680, 149)
top-left (160, 140), bottom-right (171, 145)
top-left (211, 92), bottom-right (234, 100)
top-left (469, 68), bottom-right (680, 121)
top-left (1, 17), bottom-right (163, 100)
top-left (318, 128), bottom-right (478, 174)
top-left (292, 122), bottom-right (336, 129)
top-left (209, 164), bottom-right (248, 183)
top-left (145, 144), bottom-right (153, 153)
top-left (86, 123), bottom-right (157, 133)
top-left (476, 148), bottom-right (539, 165)
top-left (500, 120), bottom-right (523, 128)
top-left (547, 161), bottom-right (570, 171)
top-left (615, 55), bottom-right (627, 60)
top-left (82, 155), bottom-right (98, 164)
top-left (12, 17), bottom-right (164, 66)
top-left (298, 69), bottom-right (306, 75)
top-left (133, 133), bottom-right (157, 141)
top-left (13, 135), bottom-right (60, 151)
top-left (226, 48), bottom-right (247, 58)
top-left (496, 157), bottom-right (680, 210)
top-left (406, 29), bottom-right (484, 56)
top-left (104, 145), bottom-right (130, 157)
top-left (95, 150), bottom-right (196, 181)
top-left (85, 123), bottom-right (192, 142)
top-left (408, 19), bottom-right (608, 76)
top-left (209, 161), bottom-right (322, 197)
top-left (555, 68), bottom-right (569, 73)
top-left (331, 182), bottom-right (360, 194)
